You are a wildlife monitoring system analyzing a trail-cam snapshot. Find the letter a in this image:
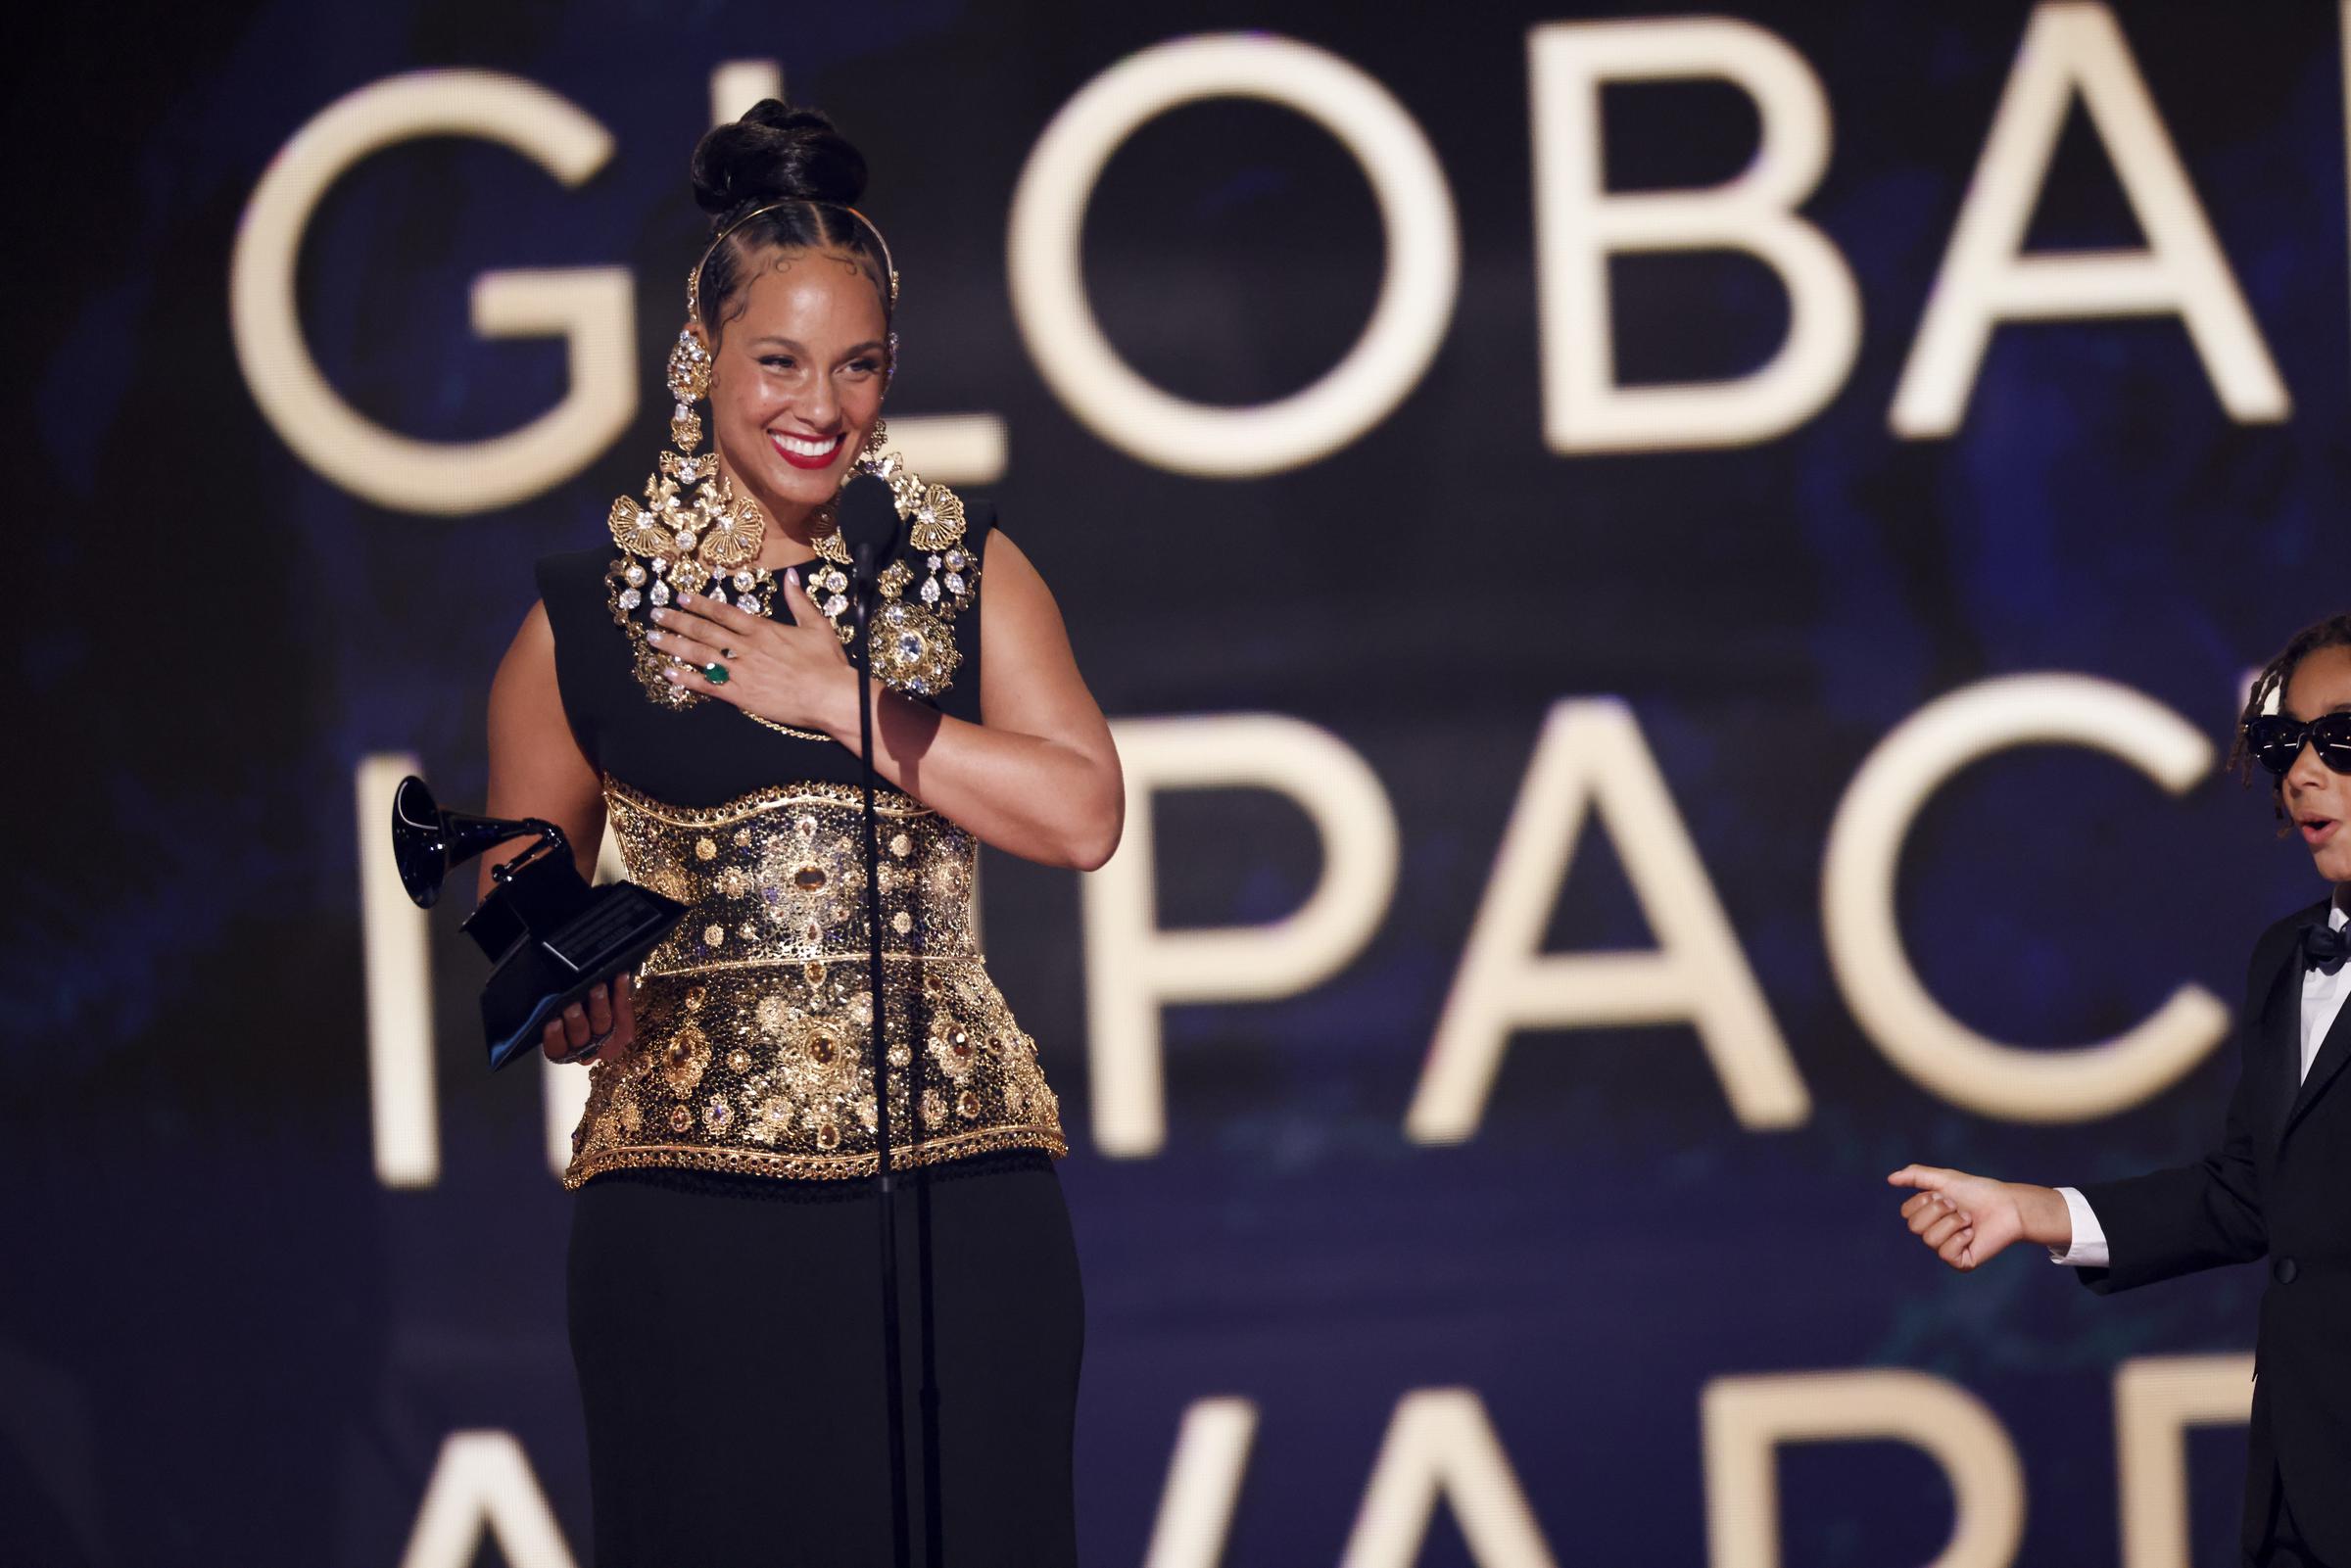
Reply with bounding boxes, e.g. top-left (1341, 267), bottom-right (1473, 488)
top-left (1408, 699), bottom-right (1807, 1143)
top-left (1892, 3), bottom-right (2286, 436)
